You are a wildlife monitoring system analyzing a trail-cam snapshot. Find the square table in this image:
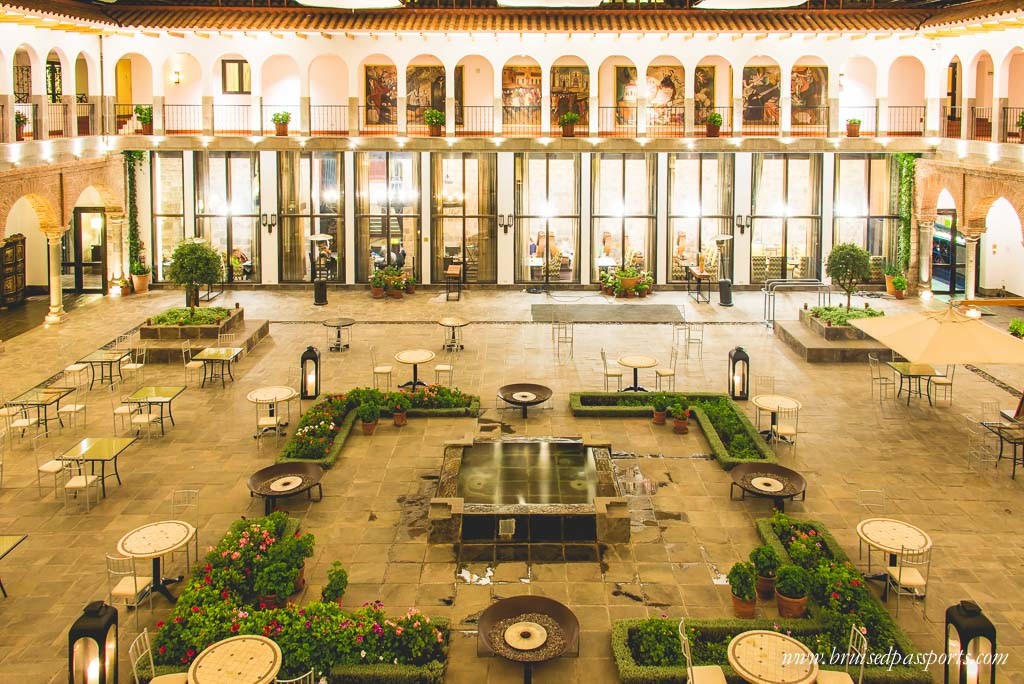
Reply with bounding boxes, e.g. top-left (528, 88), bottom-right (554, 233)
top-left (59, 437), bottom-right (136, 497)
top-left (78, 349), bottom-right (132, 389)
top-left (686, 265), bottom-right (712, 303)
top-left (127, 386), bottom-right (186, 435)
top-left (886, 362), bottom-right (939, 406)
top-left (0, 534), bottom-right (27, 597)
top-left (193, 347), bottom-right (244, 388)
top-left (6, 386), bottom-right (74, 432)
